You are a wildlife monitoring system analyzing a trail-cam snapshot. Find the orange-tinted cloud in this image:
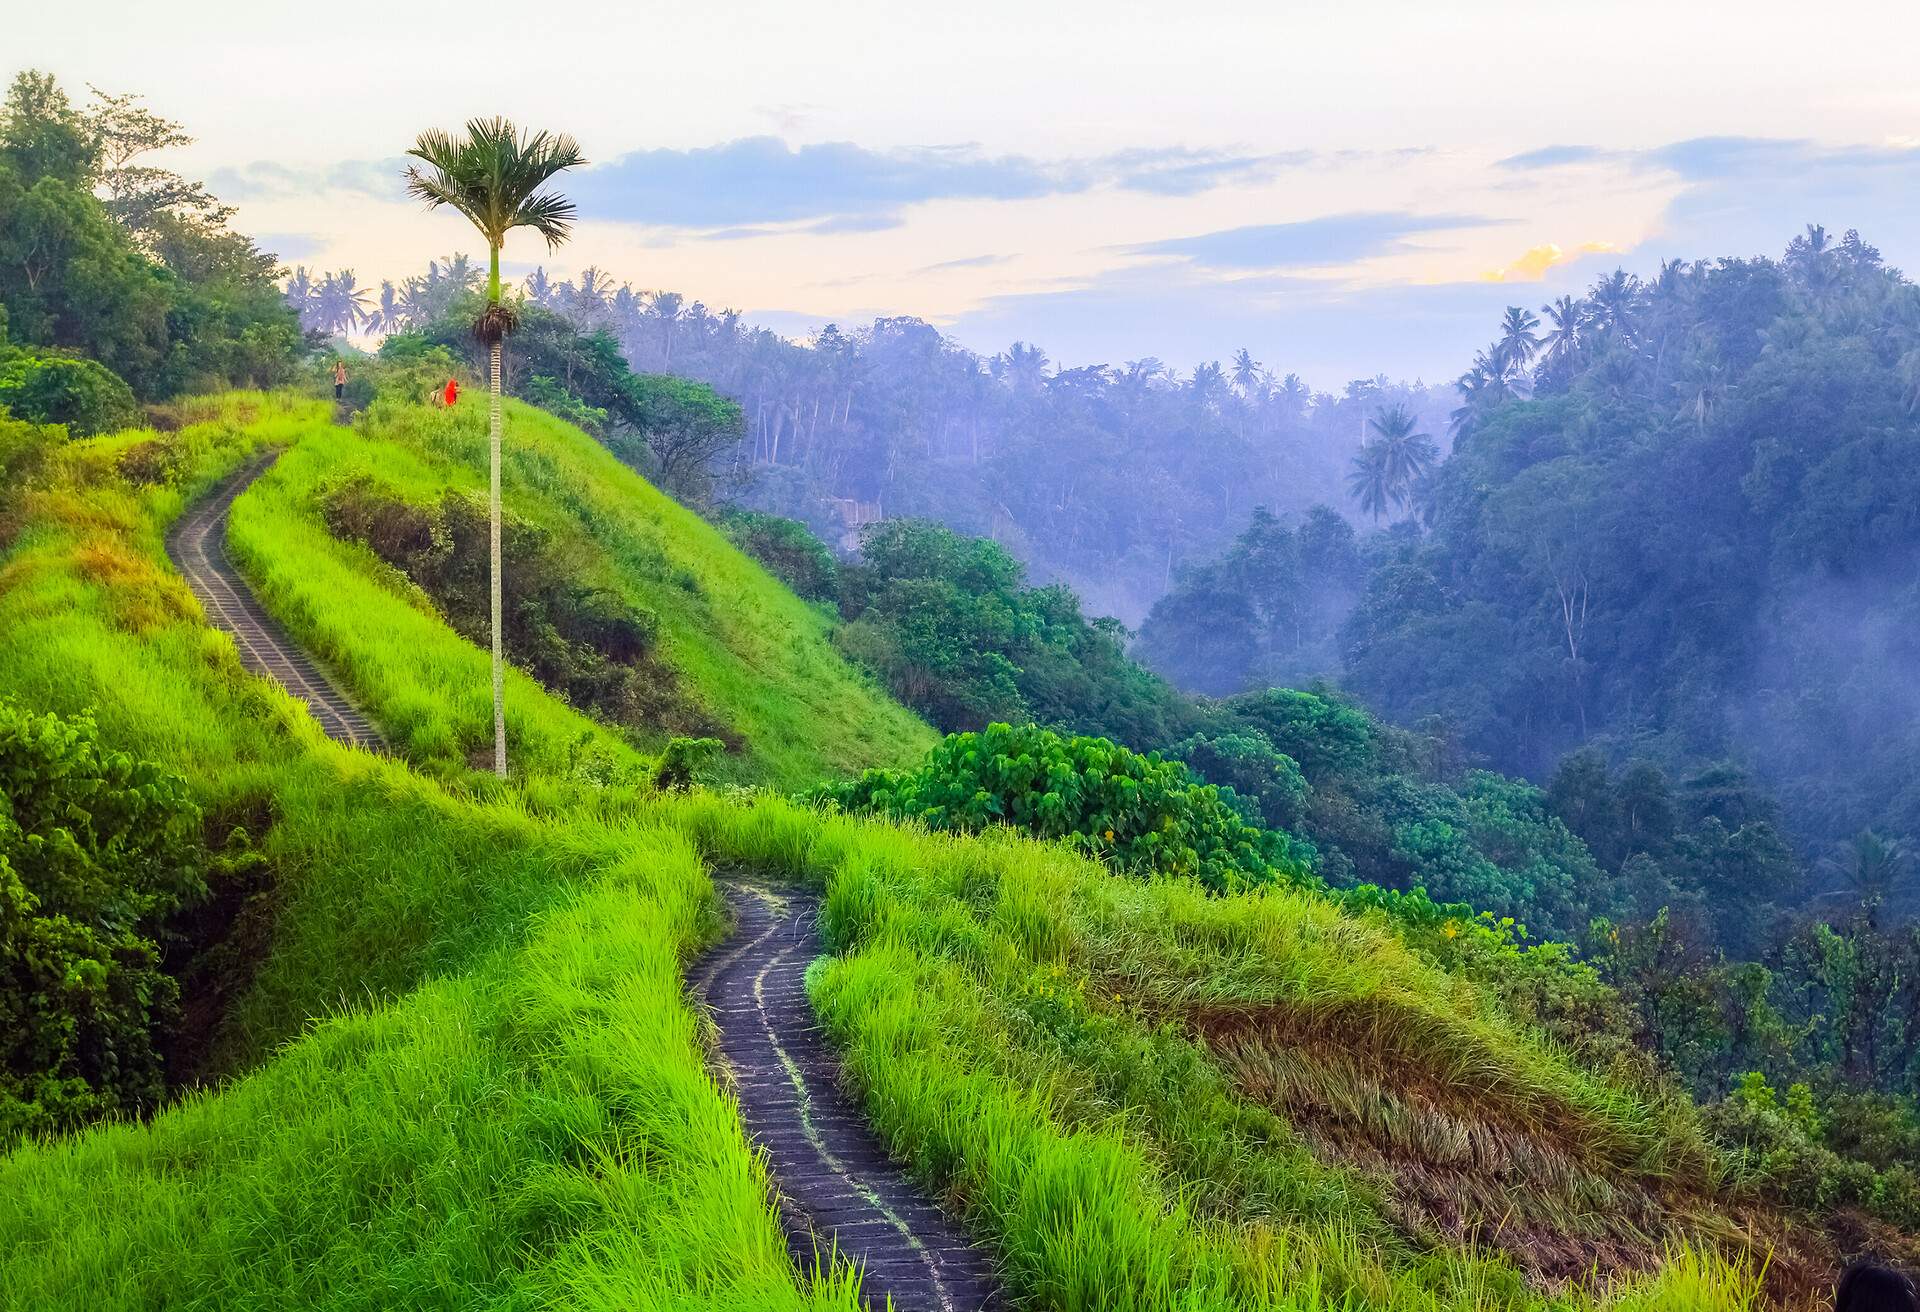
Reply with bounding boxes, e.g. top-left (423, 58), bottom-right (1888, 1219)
top-left (1480, 240), bottom-right (1614, 282)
